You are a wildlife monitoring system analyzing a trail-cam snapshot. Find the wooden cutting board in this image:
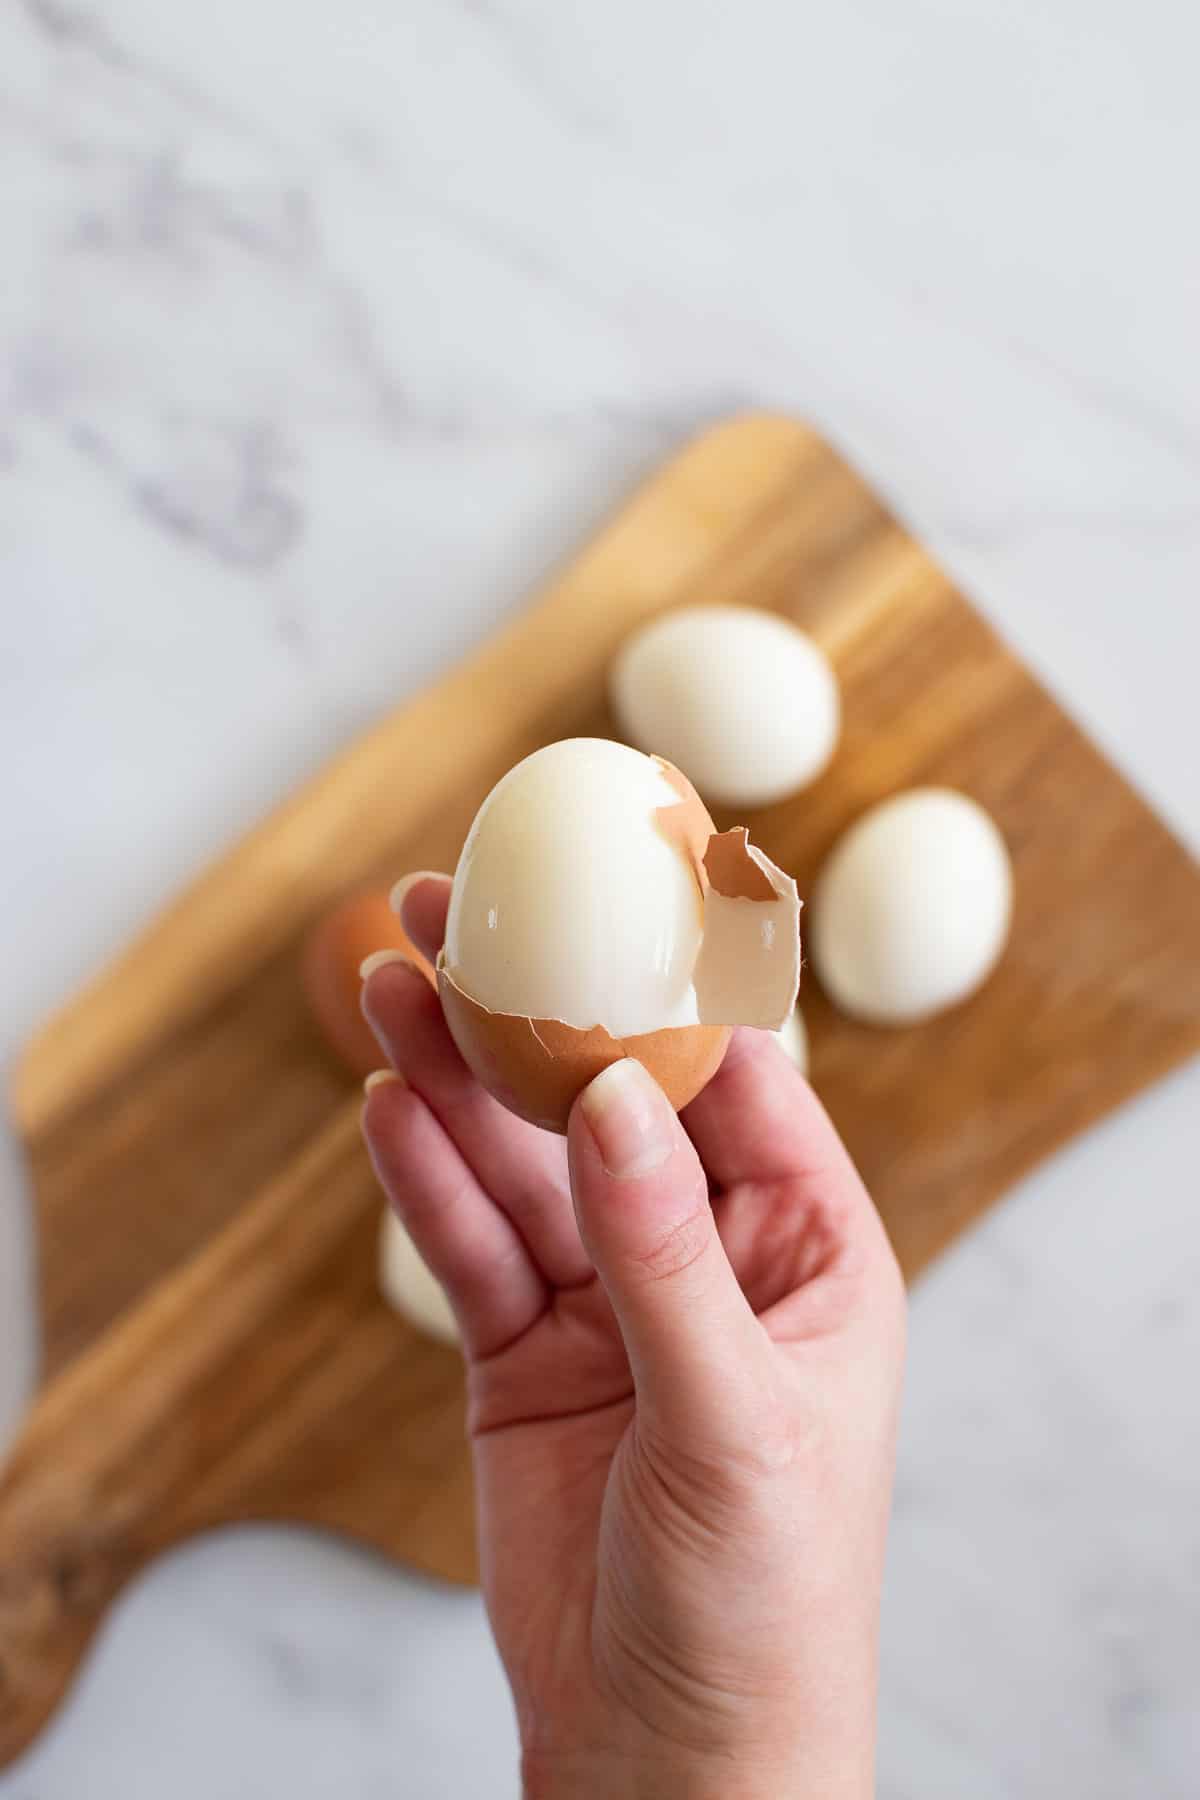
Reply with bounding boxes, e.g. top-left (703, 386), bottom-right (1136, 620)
top-left (2, 414), bottom-right (1198, 1765)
